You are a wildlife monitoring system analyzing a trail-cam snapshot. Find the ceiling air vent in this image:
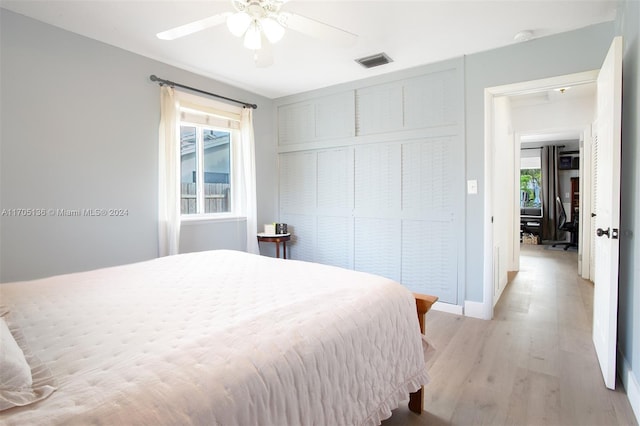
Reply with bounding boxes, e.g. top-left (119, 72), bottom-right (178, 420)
top-left (355, 52), bottom-right (393, 69)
